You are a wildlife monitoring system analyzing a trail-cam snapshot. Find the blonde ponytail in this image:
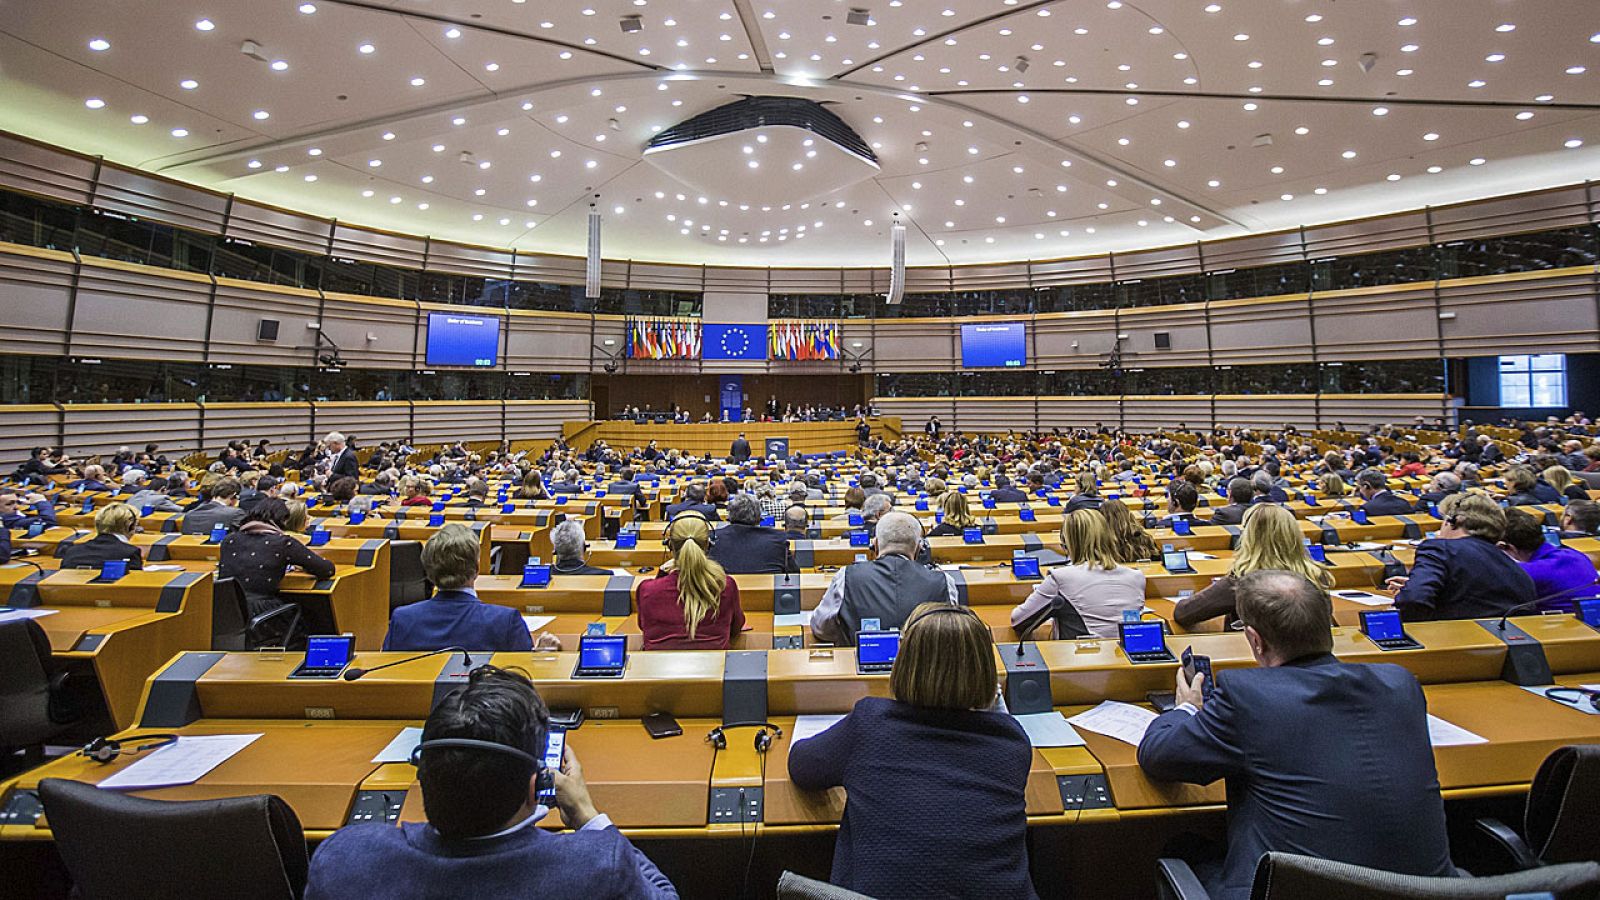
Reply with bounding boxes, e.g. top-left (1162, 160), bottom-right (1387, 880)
top-left (667, 516), bottom-right (727, 639)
